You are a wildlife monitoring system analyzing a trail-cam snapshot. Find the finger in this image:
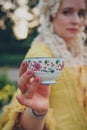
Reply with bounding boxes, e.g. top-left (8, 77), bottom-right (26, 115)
top-left (19, 60), bottom-right (28, 77)
top-left (16, 94), bottom-right (49, 111)
top-left (18, 70), bottom-right (34, 93)
top-left (37, 84), bottom-right (51, 98)
top-left (25, 77), bottom-right (42, 99)
top-left (16, 95), bottom-right (36, 108)
top-left (16, 95), bottom-right (30, 107)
